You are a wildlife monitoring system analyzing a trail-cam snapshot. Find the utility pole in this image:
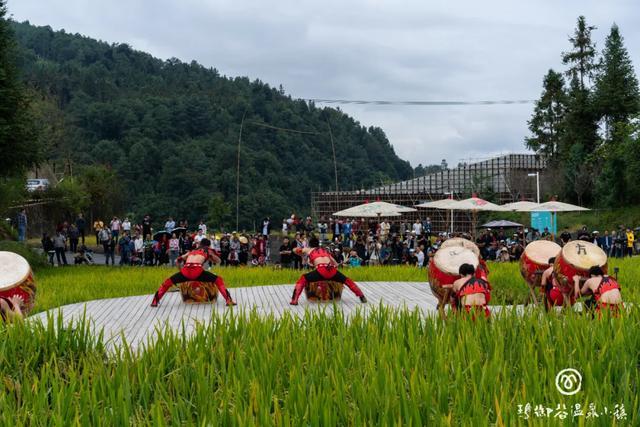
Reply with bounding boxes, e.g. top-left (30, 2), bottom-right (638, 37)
top-left (236, 110), bottom-right (246, 231)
